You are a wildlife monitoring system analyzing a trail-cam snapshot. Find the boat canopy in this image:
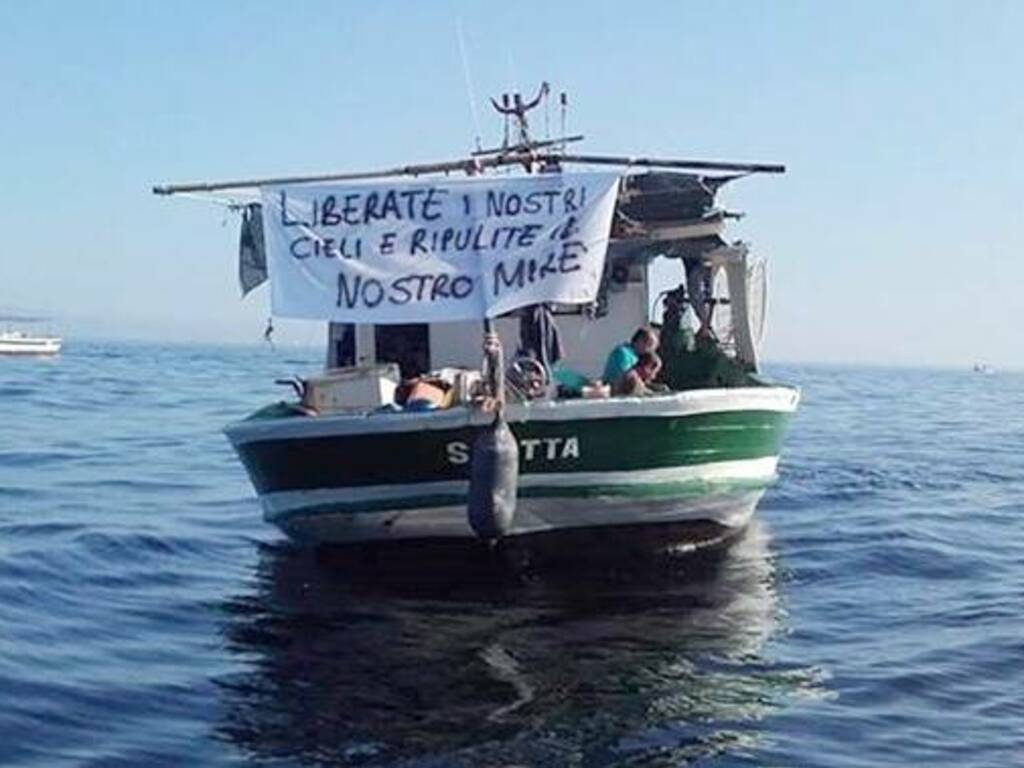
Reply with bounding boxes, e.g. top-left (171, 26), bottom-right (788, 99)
top-left (608, 171), bottom-right (742, 264)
